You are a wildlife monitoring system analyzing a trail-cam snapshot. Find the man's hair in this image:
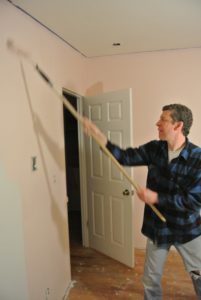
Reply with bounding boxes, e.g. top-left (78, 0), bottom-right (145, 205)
top-left (162, 104), bottom-right (193, 137)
